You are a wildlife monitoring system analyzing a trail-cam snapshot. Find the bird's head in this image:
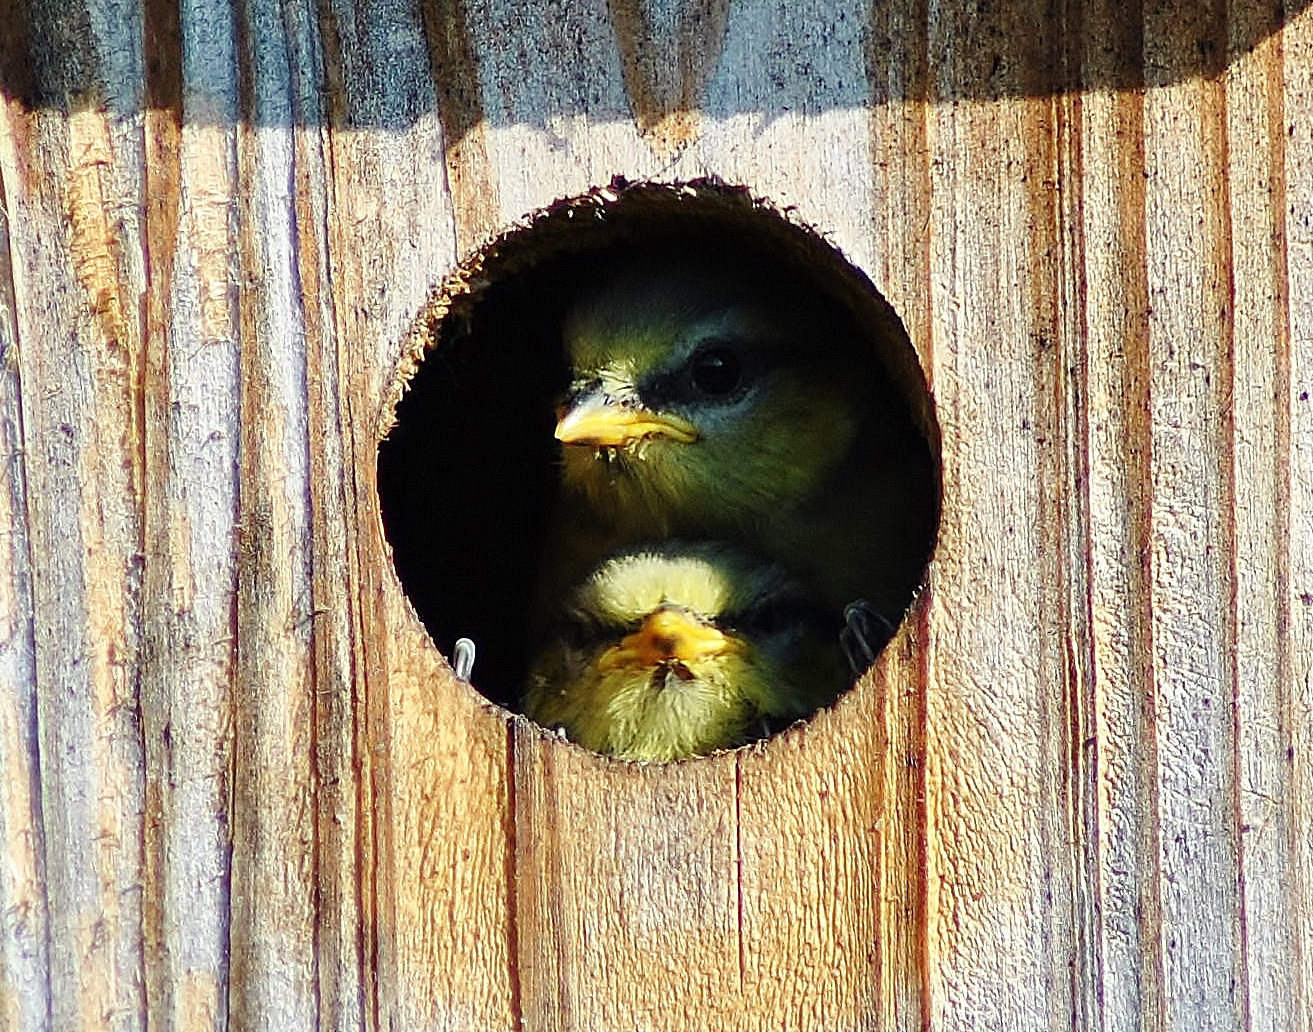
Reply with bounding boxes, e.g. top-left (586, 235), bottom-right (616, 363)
top-left (524, 543), bottom-right (849, 761)
top-left (554, 254), bottom-right (871, 536)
